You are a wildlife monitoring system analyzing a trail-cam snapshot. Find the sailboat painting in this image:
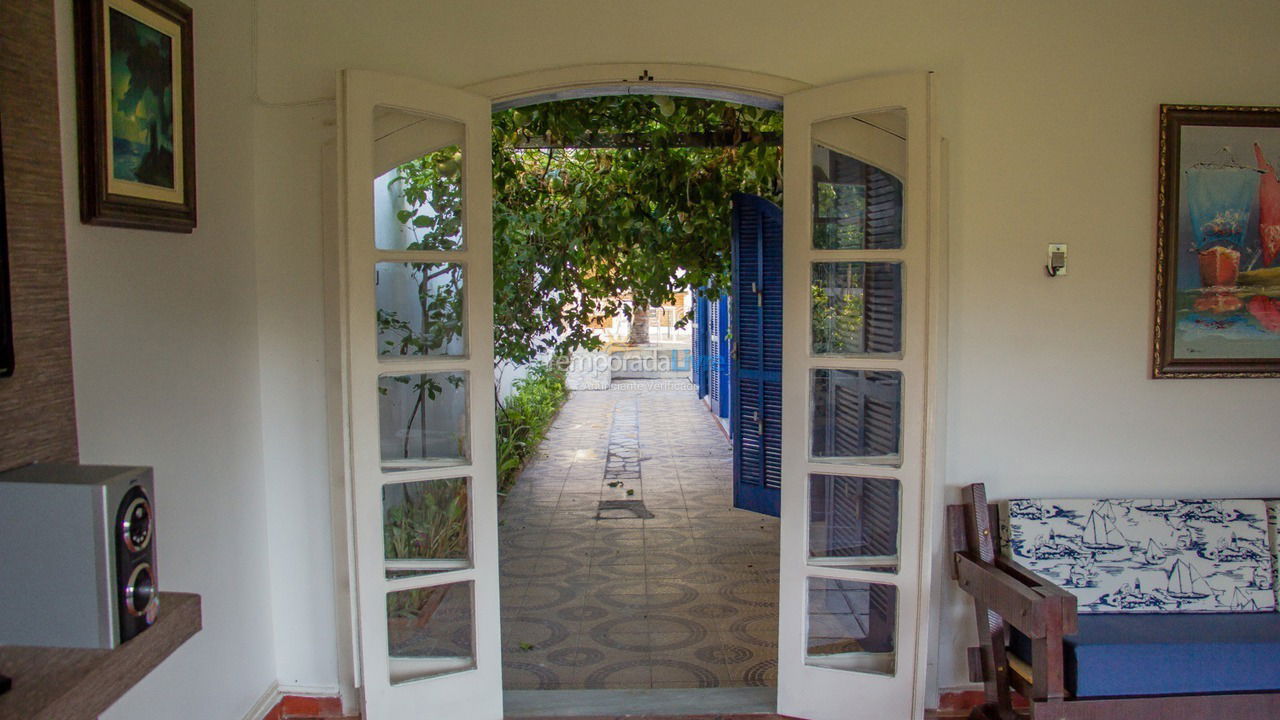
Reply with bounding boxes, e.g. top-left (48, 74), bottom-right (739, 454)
top-left (1155, 105), bottom-right (1280, 377)
top-left (1003, 497), bottom-right (1275, 613)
